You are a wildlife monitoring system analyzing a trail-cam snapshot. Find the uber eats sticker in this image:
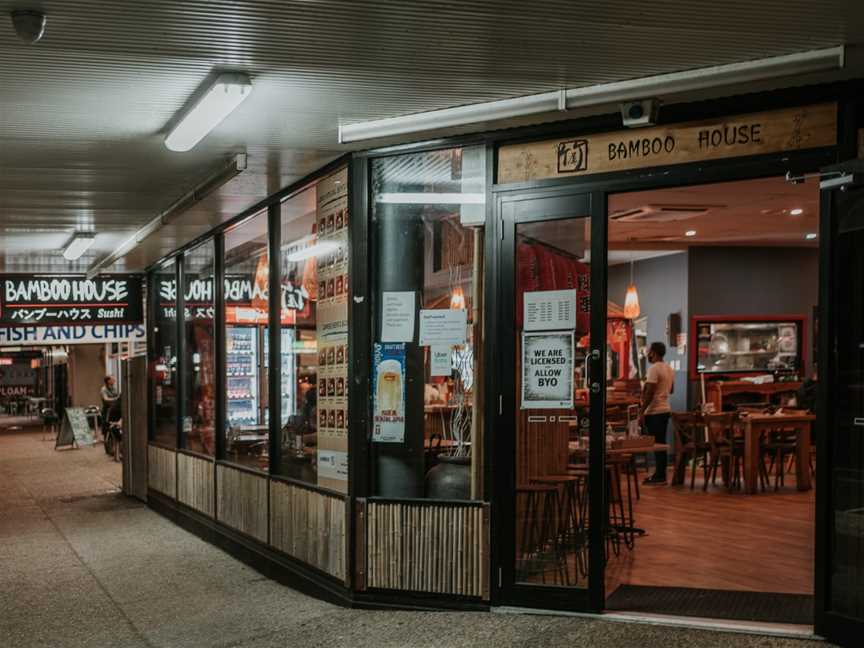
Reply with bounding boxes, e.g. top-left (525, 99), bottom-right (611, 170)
top-left (521, 331), bottom-right (574, 409)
